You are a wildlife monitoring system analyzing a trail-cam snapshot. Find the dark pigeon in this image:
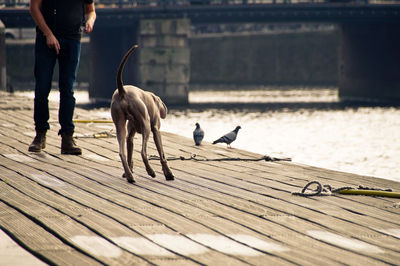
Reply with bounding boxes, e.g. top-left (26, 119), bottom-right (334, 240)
top-left (193, 122), bottom-right (204, 146)
top-left (212, 126), bottom-right (241, 148)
